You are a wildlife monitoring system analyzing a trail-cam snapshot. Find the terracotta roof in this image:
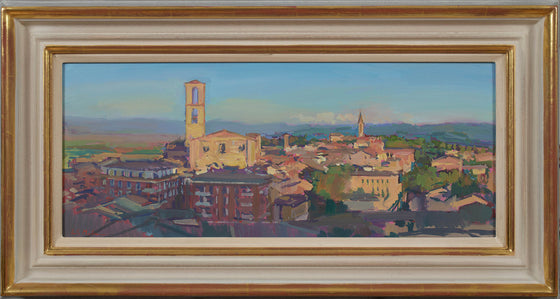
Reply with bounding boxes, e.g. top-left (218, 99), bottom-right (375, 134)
top-left (186, 79), bottom-right (204, 84)
top-left (433, 156), bottom-right (461, 163)
top-left (386, 148), bottom-right (415, 155)
top-left (200, 129), bottom-right (248, 139)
